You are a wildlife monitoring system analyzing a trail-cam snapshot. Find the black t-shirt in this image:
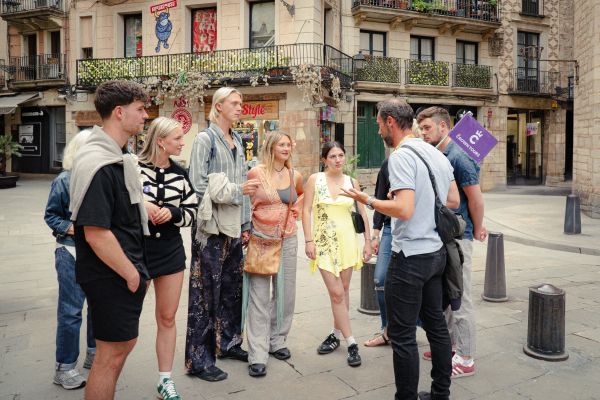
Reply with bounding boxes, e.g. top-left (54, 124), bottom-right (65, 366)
top-left (74, 164), bottom-right (148, 284)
